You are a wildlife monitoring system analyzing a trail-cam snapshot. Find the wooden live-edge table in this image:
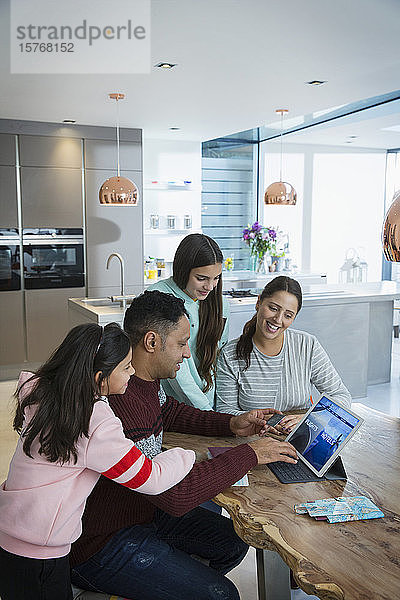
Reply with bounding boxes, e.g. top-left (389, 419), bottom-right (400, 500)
top-left (163, 404), bottom-right (400, 600)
